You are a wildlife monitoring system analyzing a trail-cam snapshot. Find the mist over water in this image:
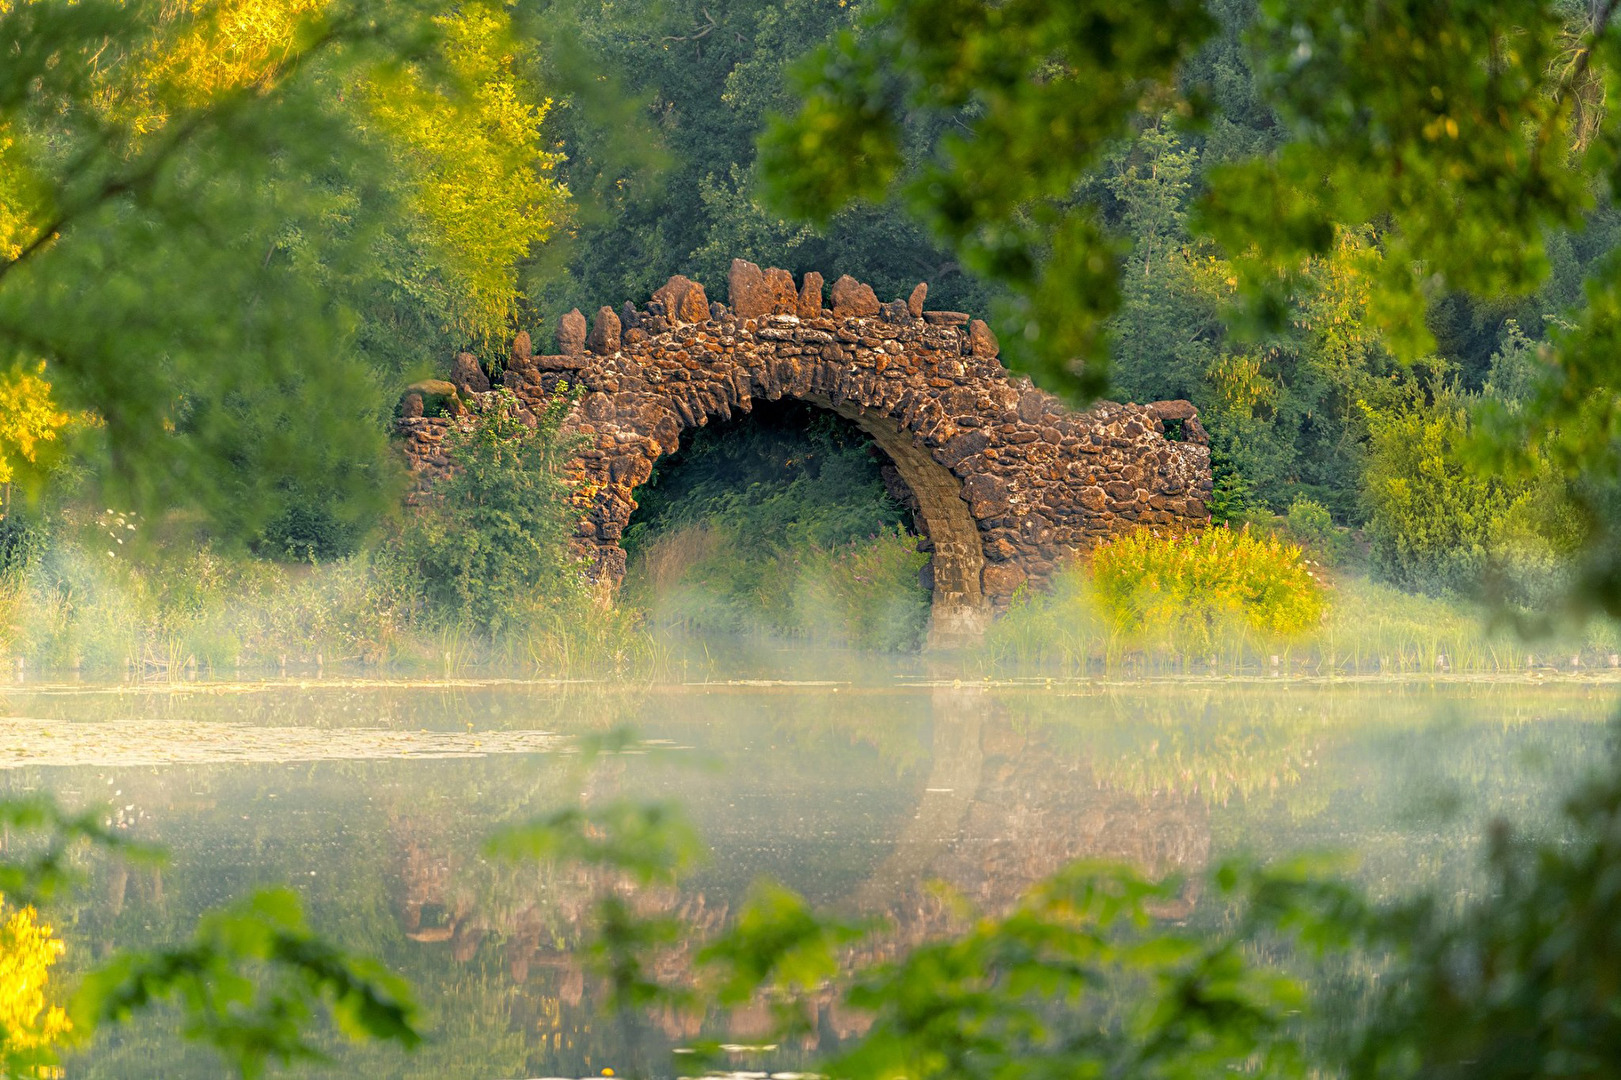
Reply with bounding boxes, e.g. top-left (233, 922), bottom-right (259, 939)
top-left (2, 669), bottom-right (1612, 1078)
